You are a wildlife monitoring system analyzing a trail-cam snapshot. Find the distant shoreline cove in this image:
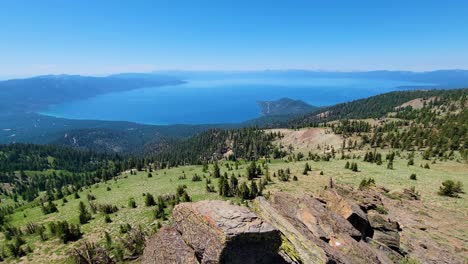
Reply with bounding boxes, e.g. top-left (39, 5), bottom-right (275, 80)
top-left (38, 77), bottom-right (433, 125)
